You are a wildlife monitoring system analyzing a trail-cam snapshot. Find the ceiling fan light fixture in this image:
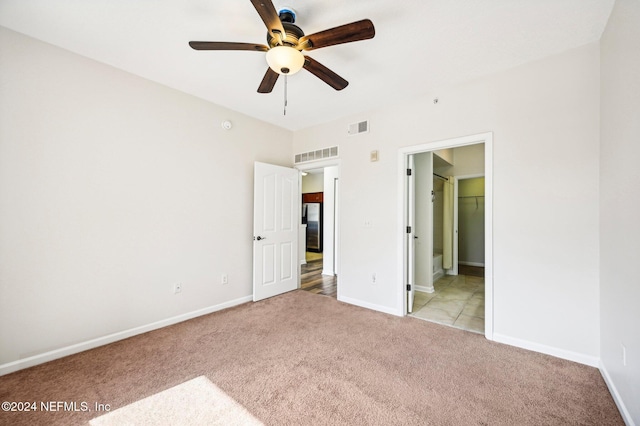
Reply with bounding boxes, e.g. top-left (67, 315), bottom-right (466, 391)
top-left (266, 45), bottom-right (305, 75)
